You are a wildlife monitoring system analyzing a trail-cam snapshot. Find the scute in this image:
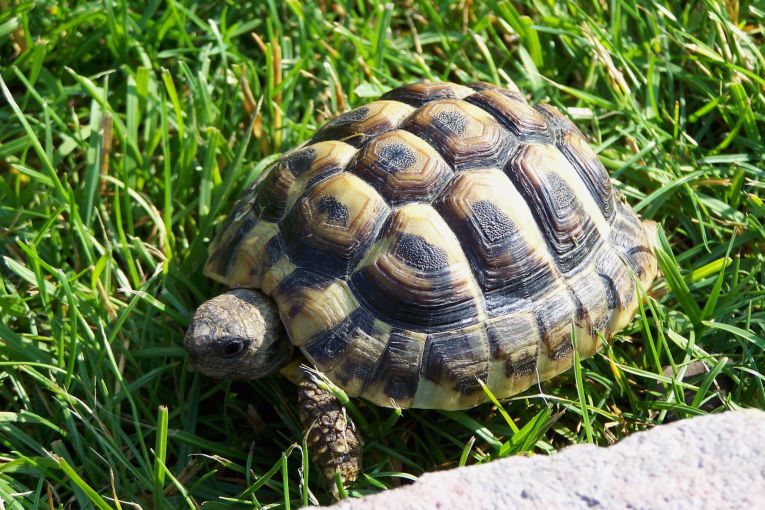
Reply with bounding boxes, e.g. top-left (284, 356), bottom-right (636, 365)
top-left (505, 143), bottom-right (610, 273)
top-left (272, 270), bottom-right (359, 347)
top-left (381, 81), bottom-right (475, 106)
top-left (402, 98), bottom-right (514, 170)
top-left (311, 100), bottom-right (415, 147)
top-left (435, 169), bottom-right (559, 301)
top-left (363, 329), bottom-right (427, 408)
top-left (466, 88), bottom-right (550, 140)
top-left (348, 129), bottom-right (453, 205)
top-left (557, 131), bottom-right (615, 221)
top-left (485, 310), bottom-right (540, 397)
top-left (349, 203), bottom-right (486, 332)
top-left (303, 307), bottom-right (389, 397)
top-left (281, 172), bottom-right (390, 279)
top-left (286, 140), bottom-right (358, 203)
top-left (206, 81), bottom-right (658, 410)
top-left (416, 323), bottom-right (489, 409)
top-left (251, 162), bottom-right (295, 222)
